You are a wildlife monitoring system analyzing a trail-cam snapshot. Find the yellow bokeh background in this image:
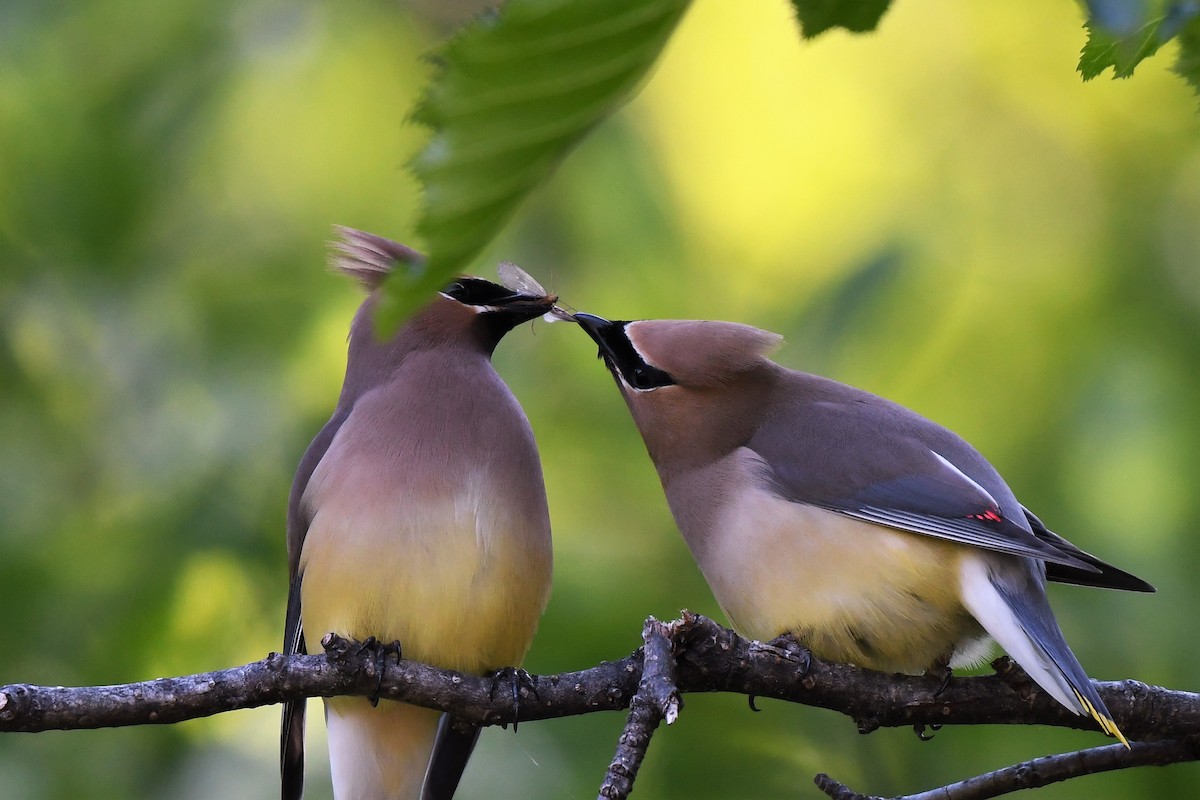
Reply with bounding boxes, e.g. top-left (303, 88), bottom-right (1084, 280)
top-left (1, 1), bottom-right (1198, 798)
